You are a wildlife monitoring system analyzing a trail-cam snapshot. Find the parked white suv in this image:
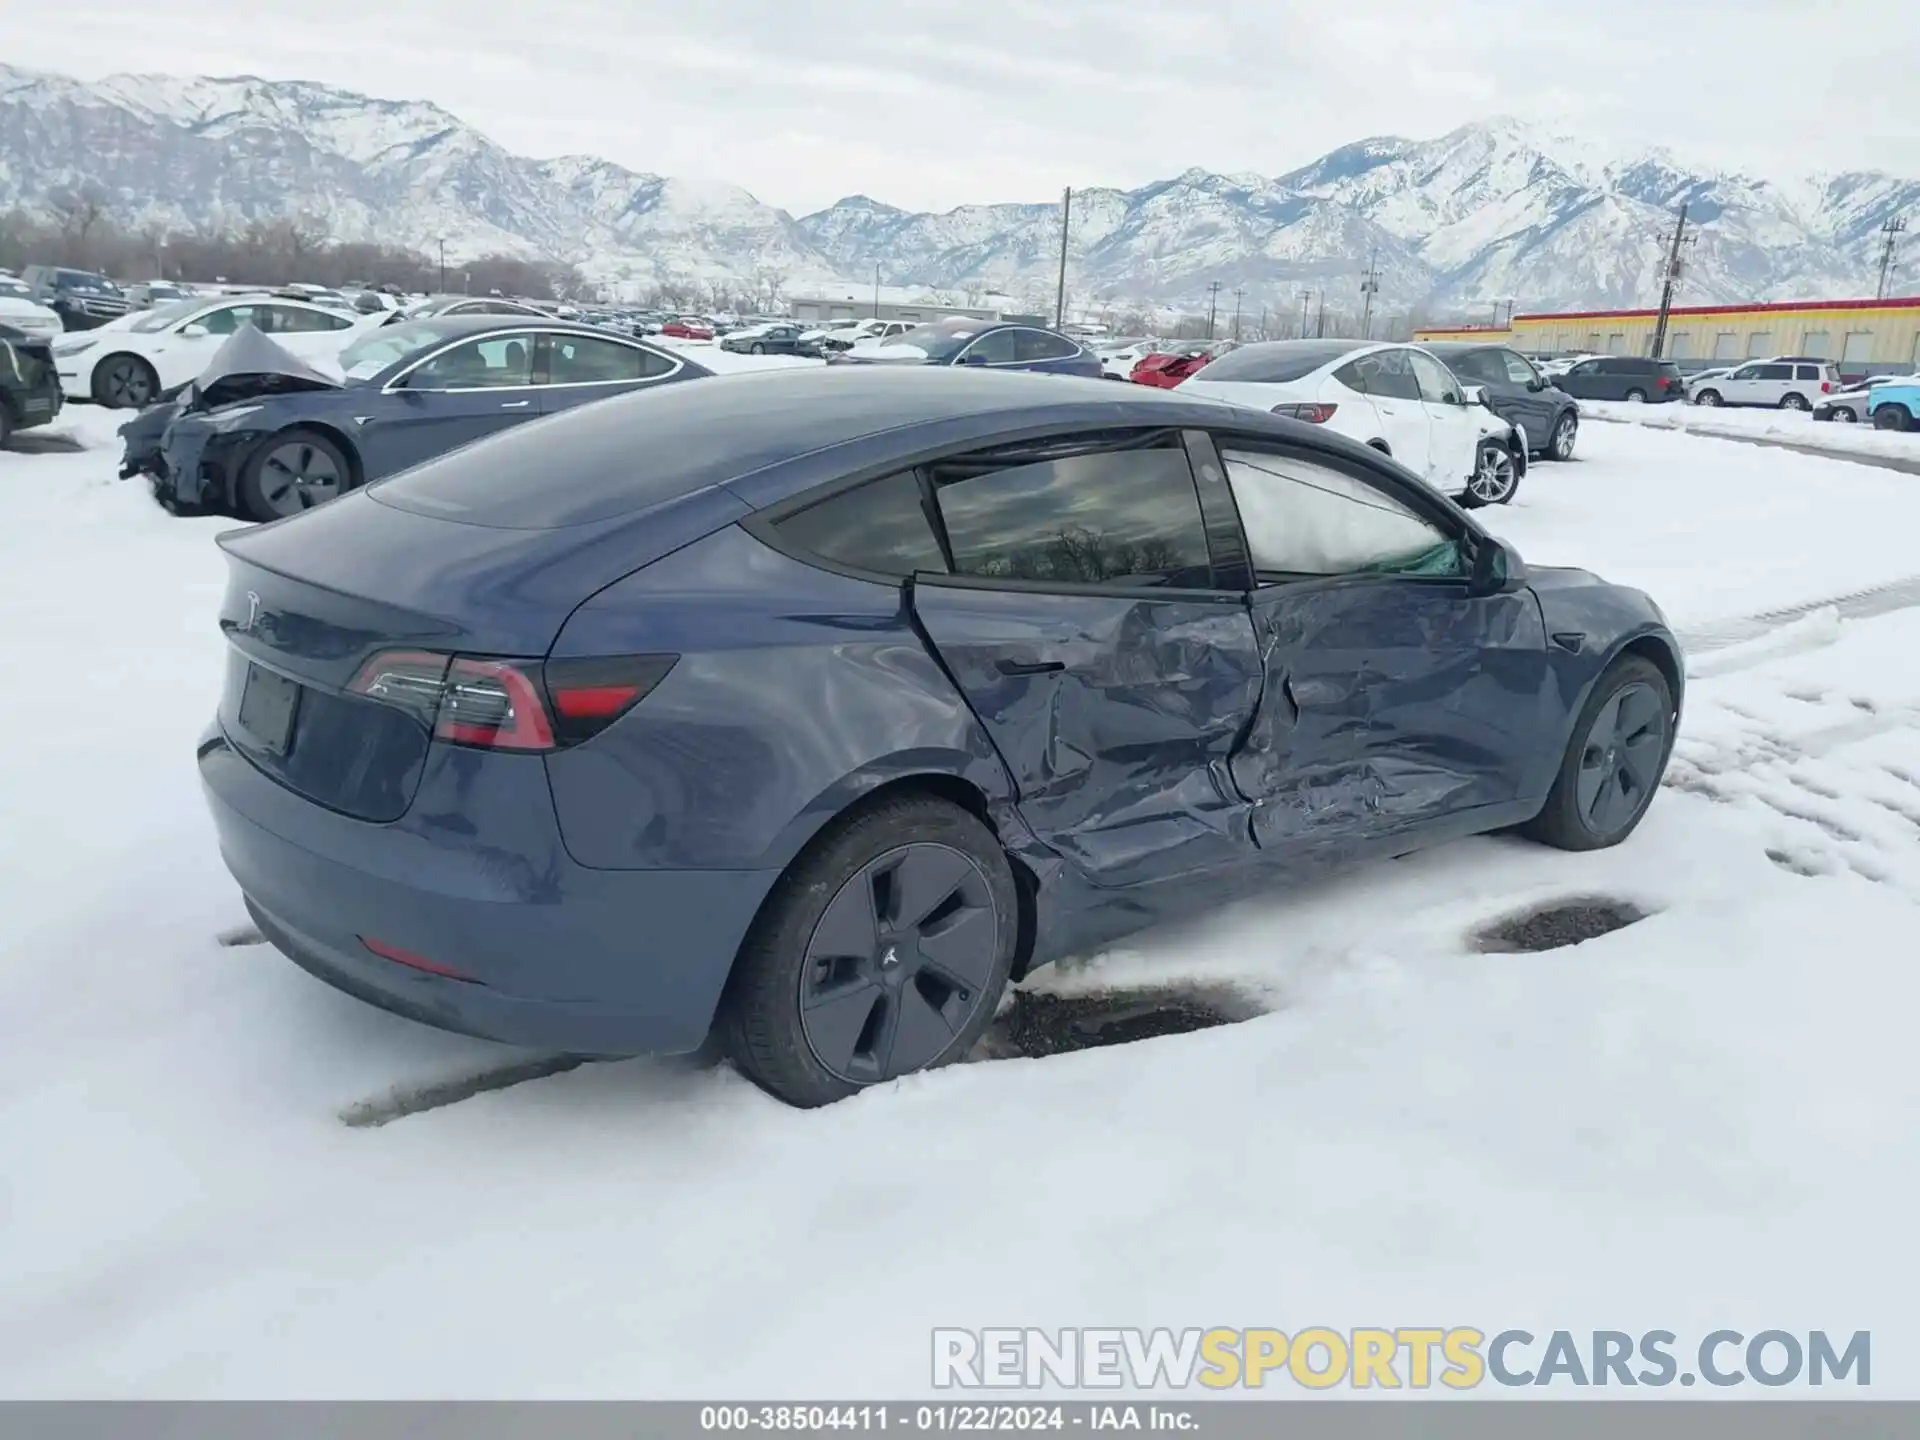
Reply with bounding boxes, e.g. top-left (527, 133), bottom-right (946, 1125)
top-left (1690, 356), bottom-right (1840, 411)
